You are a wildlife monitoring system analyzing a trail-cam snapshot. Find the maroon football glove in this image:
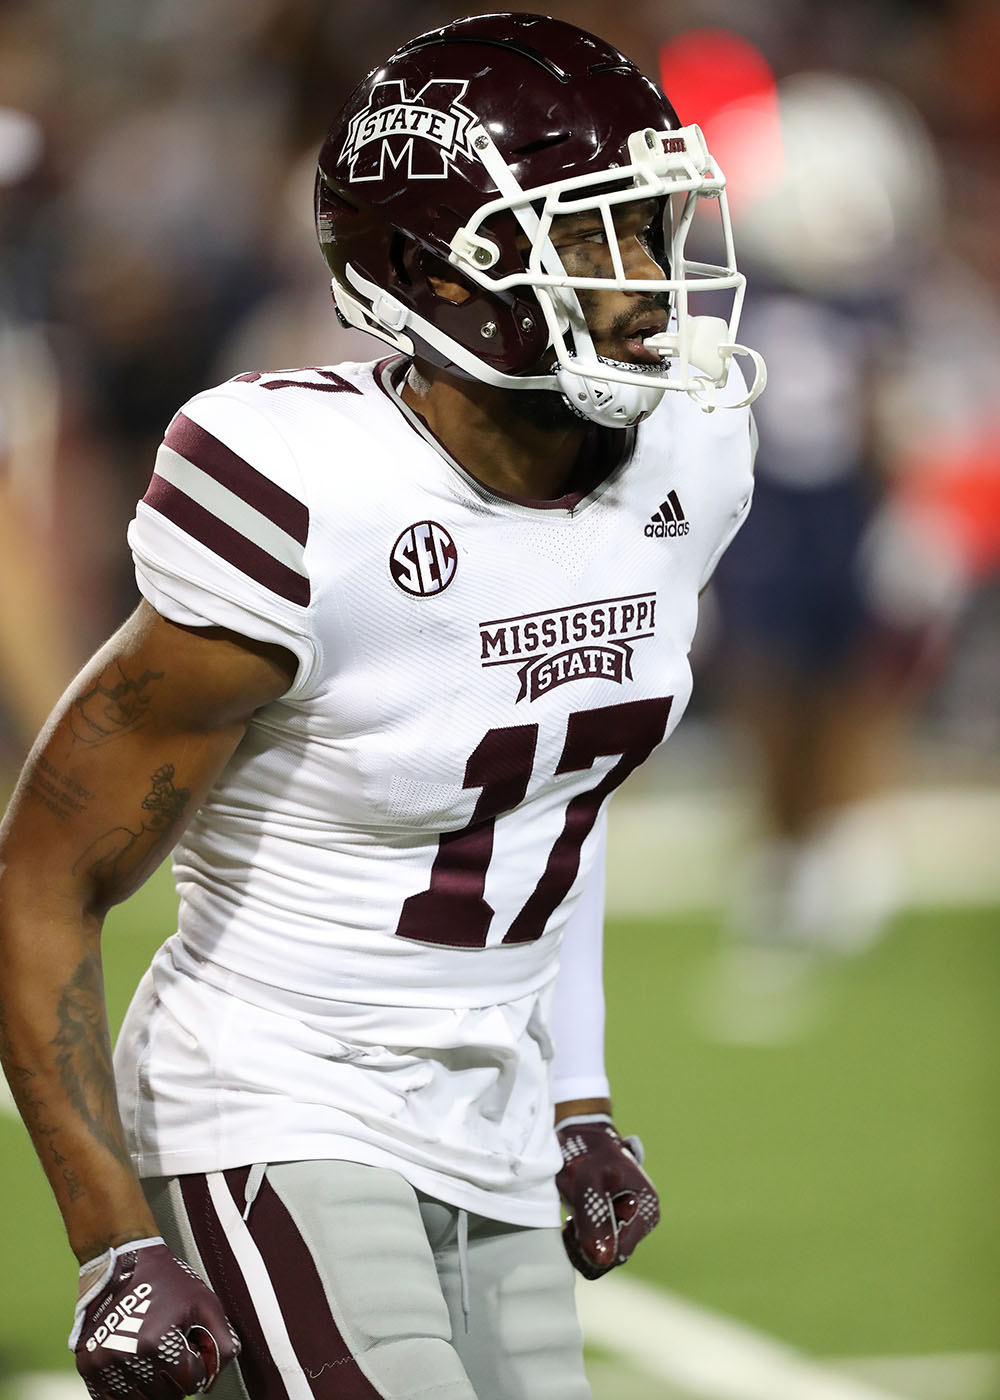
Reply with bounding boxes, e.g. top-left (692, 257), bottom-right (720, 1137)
top-left (70, 1237), bottom-right (240, 1398)
top-left (555, 1115), bottom-right (660, 1280)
